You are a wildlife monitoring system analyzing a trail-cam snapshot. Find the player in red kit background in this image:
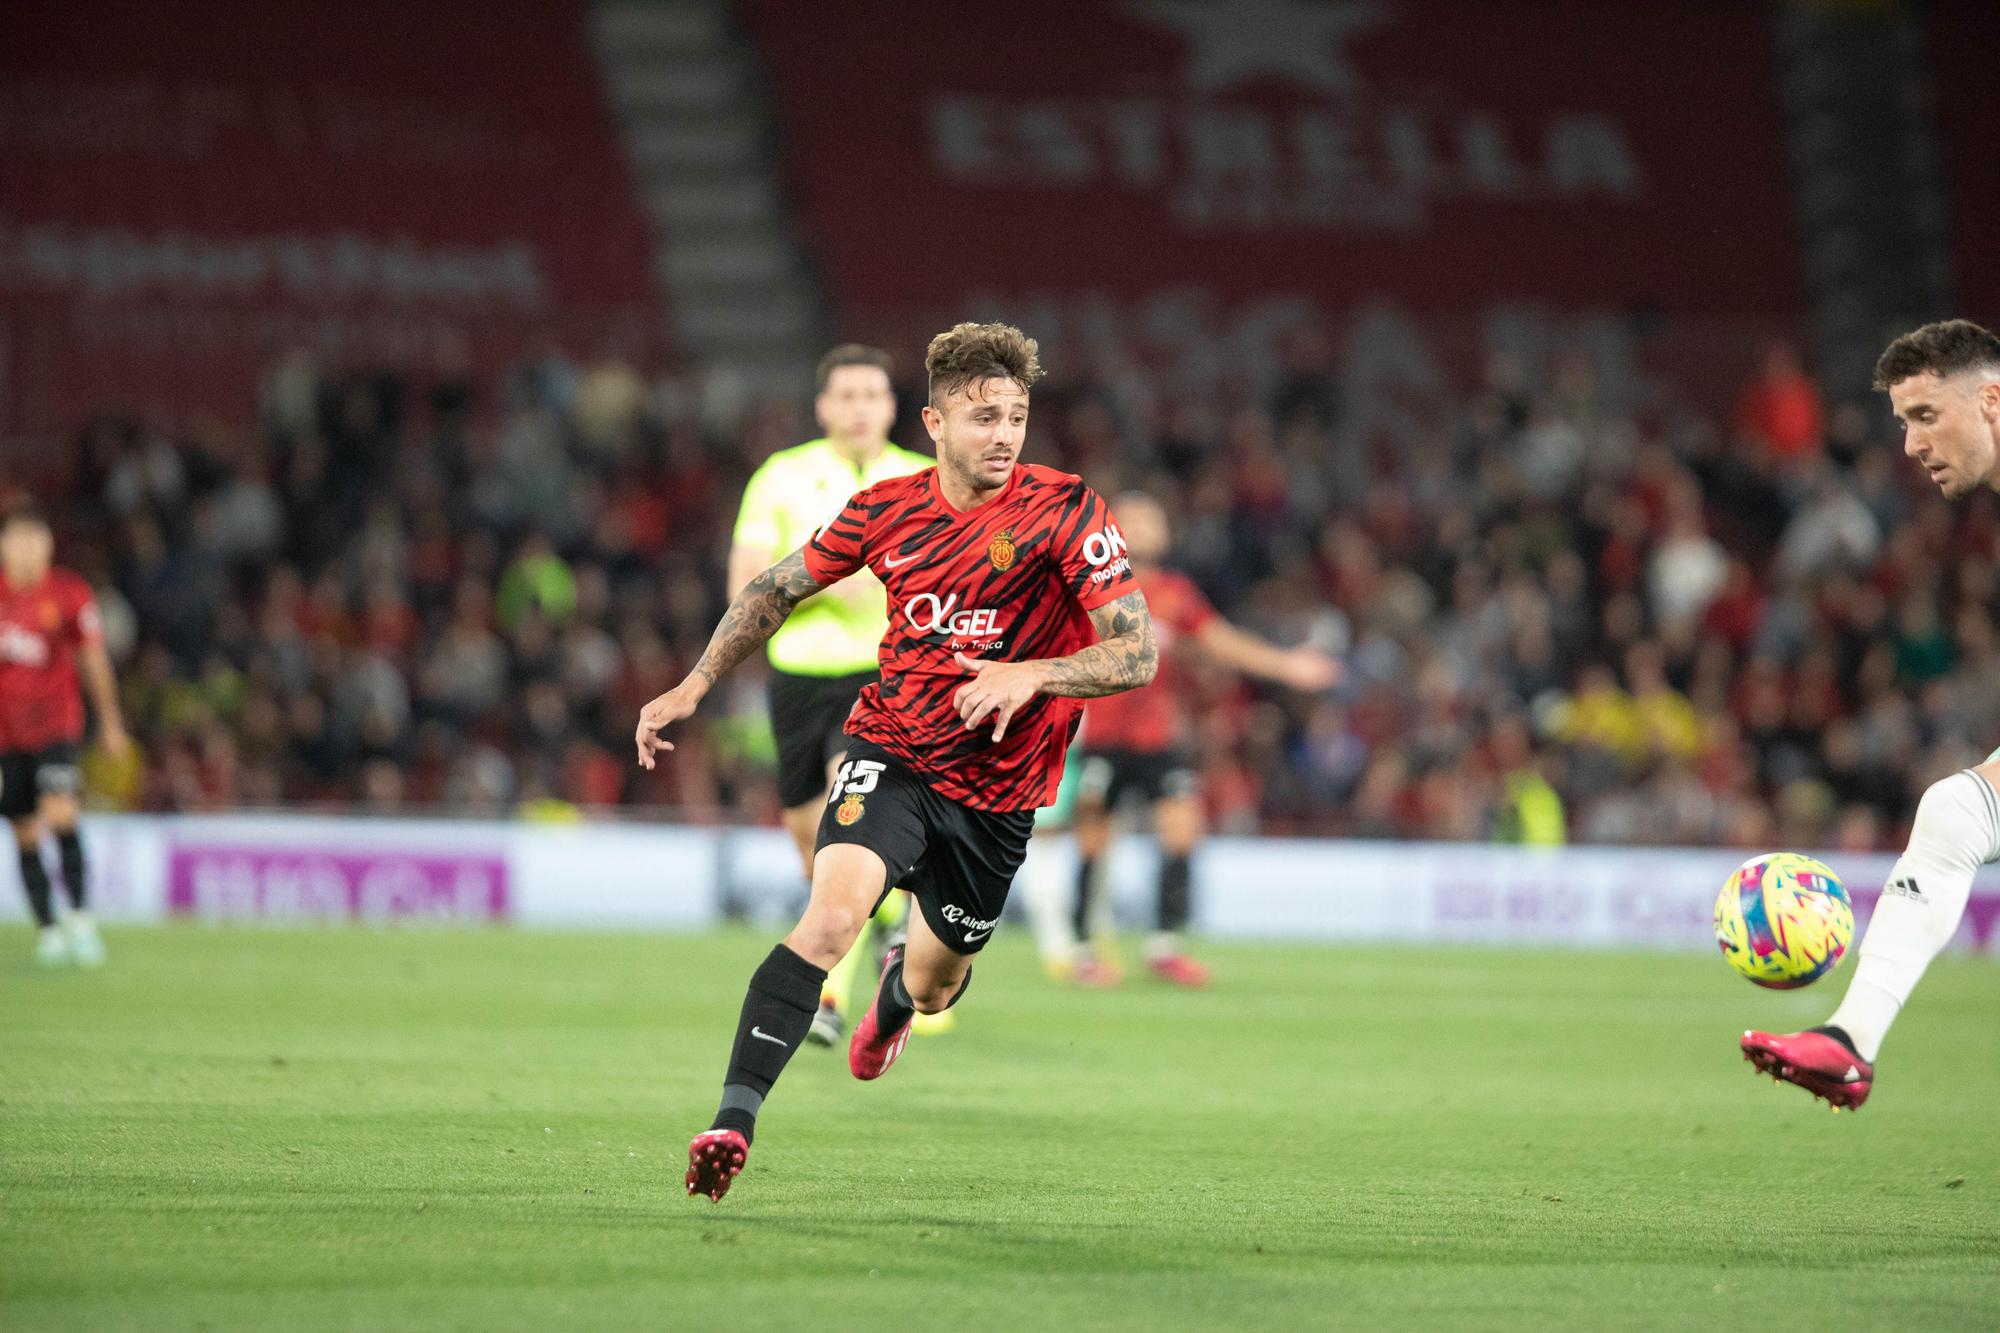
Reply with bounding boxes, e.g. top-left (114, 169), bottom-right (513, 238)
top-left (1066, 494), bottom-right (1339, 988)
top-left (0, 504), bottom-right (130, 968)
top-left (633, 323), bottom-right (1157, 1202)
